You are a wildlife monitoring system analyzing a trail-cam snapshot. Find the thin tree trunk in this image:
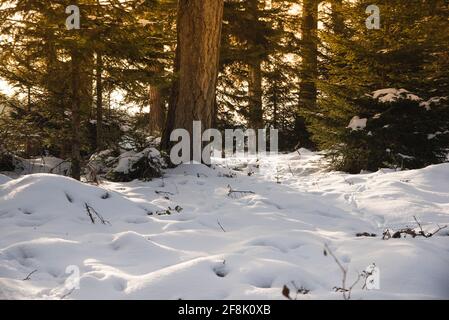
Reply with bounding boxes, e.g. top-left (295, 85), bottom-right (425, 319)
top-left (71, 48), bottom-right (81, 180)
top-left (273, 82), bottom-right (278, 128)
top-left (81, 53), bottom-right (94, 117)
top-left (161, 0), bottom-right (224, 154)
top-left (299, 0), bottom-right (318, 112)
top-left (25, 85), bottom-right (31, 157)
top-left (248, 59), bottom-right (263, 129)
top-left (161, 44), bottom-right (180, 151)
top-left (148, 84), bottom-right (165, 135)
top-left (247, 0), bottom-right (264, 130)
top-left (96, 52), bottom-right (103, 151)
